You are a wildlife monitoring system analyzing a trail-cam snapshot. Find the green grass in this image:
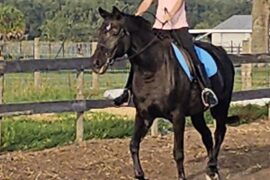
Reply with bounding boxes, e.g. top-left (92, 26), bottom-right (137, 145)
top-left (158, 105), bottom-right (269, 134)
top-left (1, 105), bottom-right (268, 152)
top-left (234, 66), bottom-right (270, 91)
top-left (3, 67), bottom-right (269, 103)
top-left (1, 112), bottom-right (133, 152)
top-left (4, 71), bottom-right (128, 103)
top-left (1, 66), bottom-right (269, 152)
